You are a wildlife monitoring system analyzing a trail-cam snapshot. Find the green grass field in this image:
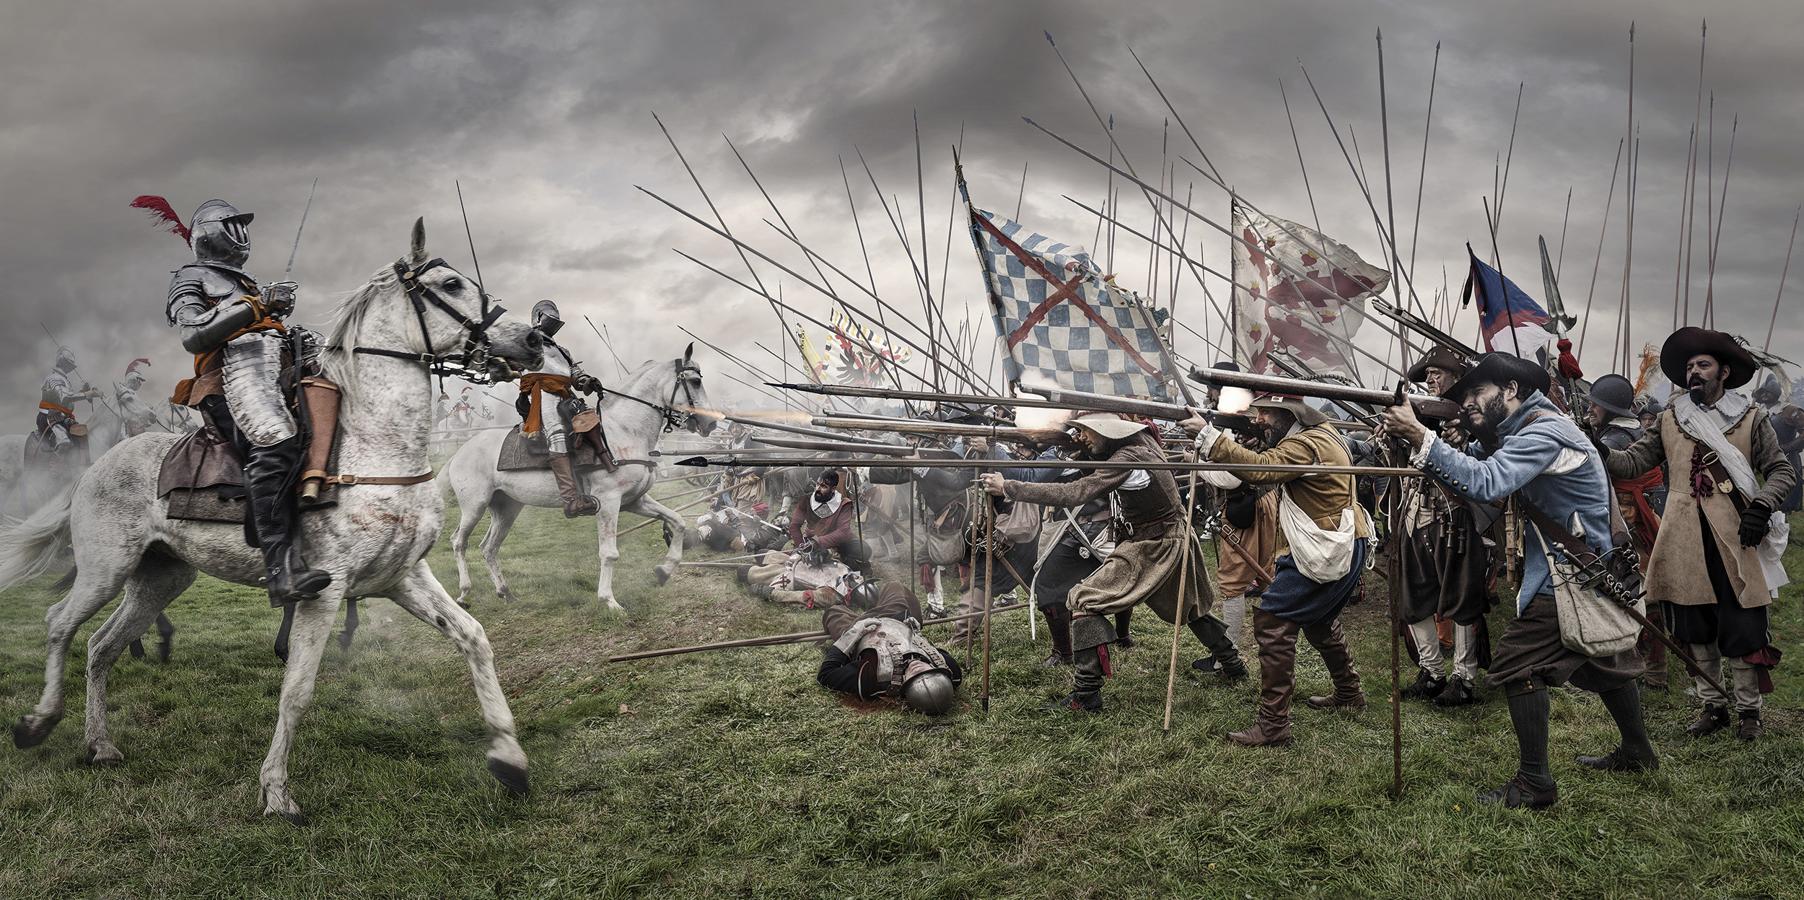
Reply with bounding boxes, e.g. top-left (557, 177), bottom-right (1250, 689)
top-left (3, 493), bottom-right (1803, 898)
